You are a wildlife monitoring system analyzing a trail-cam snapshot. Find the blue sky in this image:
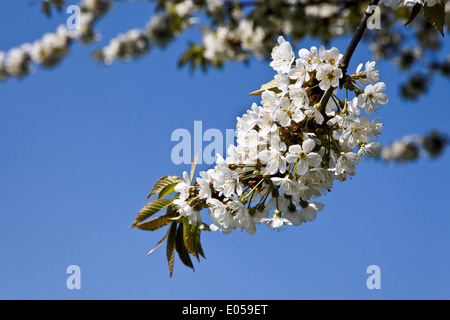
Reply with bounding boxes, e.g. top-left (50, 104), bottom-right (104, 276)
top-left (0, 1), bottom-right (449, 300)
